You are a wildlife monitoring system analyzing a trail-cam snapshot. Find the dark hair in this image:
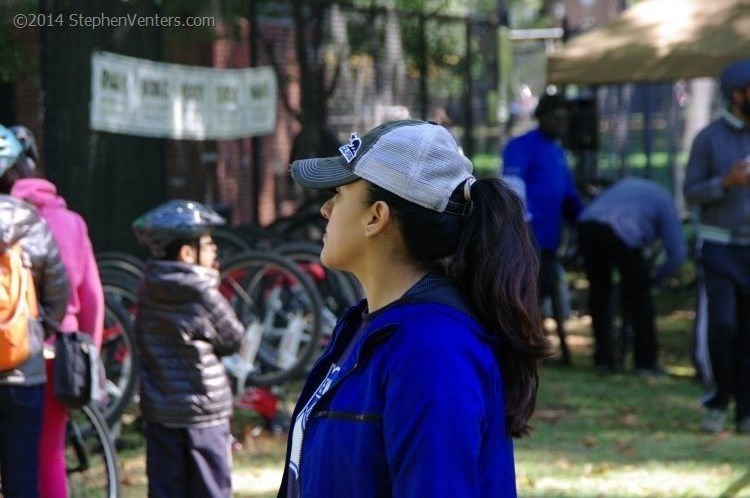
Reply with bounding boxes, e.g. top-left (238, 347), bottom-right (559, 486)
top-left (534, 93), bottom-right (568, 119)
top-left (162, 236), bottom-right (200, 261)
top-left (0, 156), bottom-right (42, 194)
top-left (364, 178), bottom-right (551, 438)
